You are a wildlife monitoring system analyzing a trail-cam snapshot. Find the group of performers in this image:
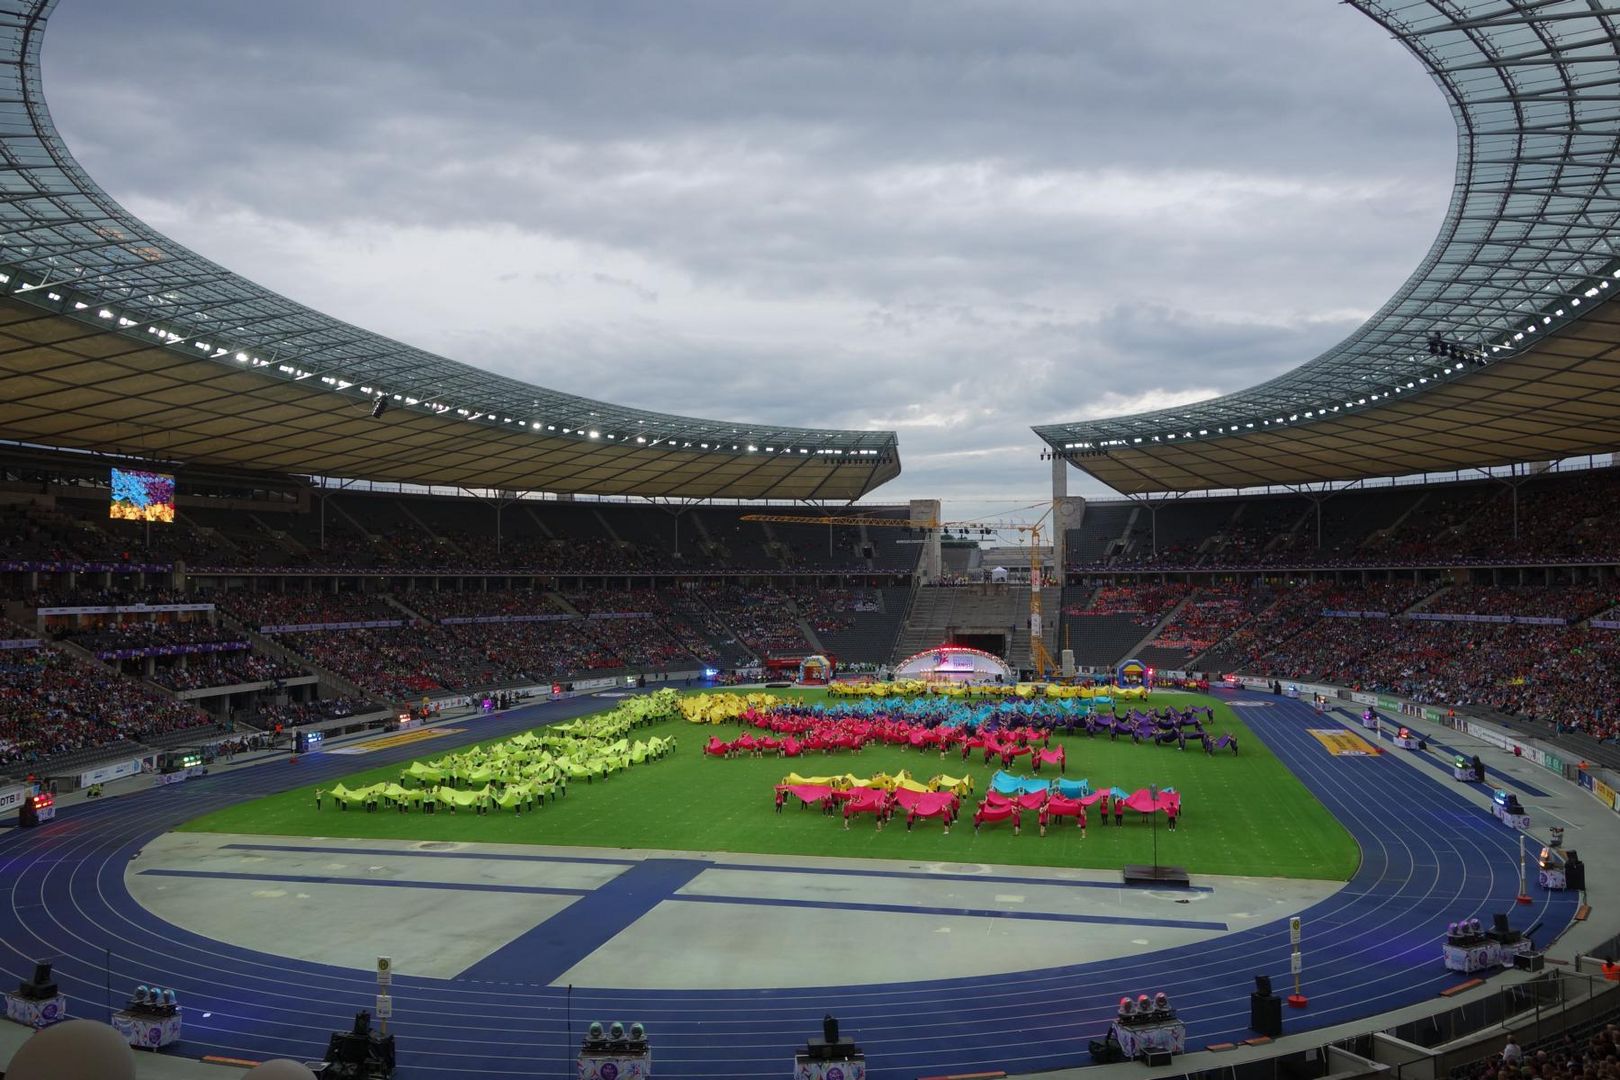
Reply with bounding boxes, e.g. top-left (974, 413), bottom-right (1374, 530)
top-left (700, 699), bottom-right (1236, 759)
top-left (771, 771), bottom-right (1181, 838)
